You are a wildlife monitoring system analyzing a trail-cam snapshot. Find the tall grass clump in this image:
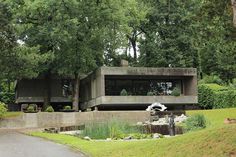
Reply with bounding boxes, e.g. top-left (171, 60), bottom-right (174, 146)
top-left (81, 120), bottom-right (141, 139)
top-left (184, 114), bottom-right (207, 132)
